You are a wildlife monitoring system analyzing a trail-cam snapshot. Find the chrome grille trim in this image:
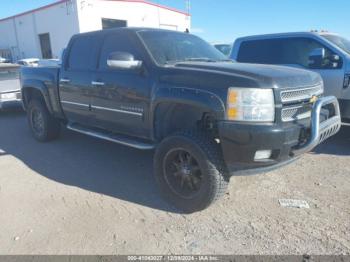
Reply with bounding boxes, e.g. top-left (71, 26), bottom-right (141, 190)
top-left (281, 105), bottom-right (311, 122)
top-left (280, 84), bottom-right (323, 103)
